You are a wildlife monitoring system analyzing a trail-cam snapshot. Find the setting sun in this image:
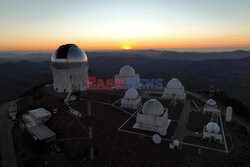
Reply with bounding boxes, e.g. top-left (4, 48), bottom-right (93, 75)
top-left (123, 46), bottom-right (131, 50)
top-left (121, 43), bottom-right (133, 50)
